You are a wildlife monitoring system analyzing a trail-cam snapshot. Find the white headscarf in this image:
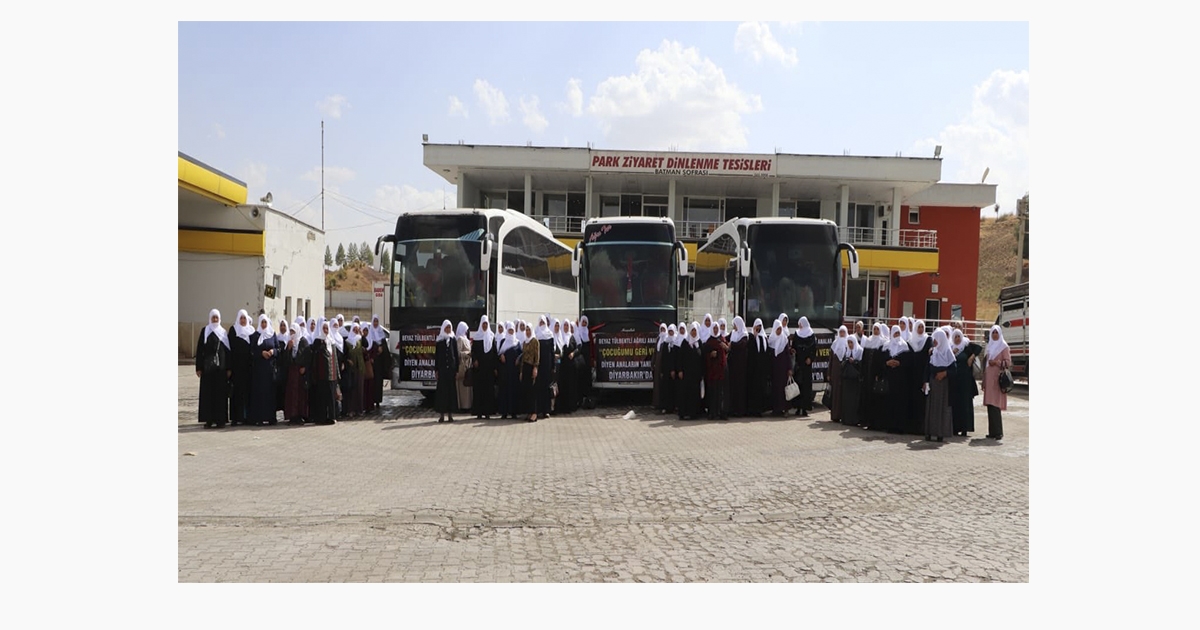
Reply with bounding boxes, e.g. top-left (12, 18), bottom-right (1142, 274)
top-left (515, 321), bottom-right (527, 345)
top-left (576, 316), bottom-right (590, 344)
top-left (930, 329), bottom-right (956, 368)
top-left (752, 318), bottom-right (768, 353)
top-left (718, 318), bottom-right (728, 340)
top-left (730, 316), bottom-right (747, 343)
top-left (277, 318), bottom-right (290, 346)
top-left (796, 316), bottom-right (814, 339)
top-left (456, 321), bottom-right (470, 340)
top-left (436, 319), bottom-right (455, 343)
top-left (203, 309), bottom-right (230, 349)
top-left (367, 314), bottom-right (389, 346)
top-left (769, 319), bottom-right (789, 356)
top-left (951, 329), bottom-right (968, 355)
top-left (831, 326), bottom-right (850, 360)
top-left (316, 318), bottom-right (334, 356)
top-left (687, 322), bottom-right (702, 348)
top-left (328, 316), bottom-right (345, 352)
top-left (498, 322), bottom-right (517, 353)
top-left (307, 318), bottom-right (318, 344)
top-left (709, 322), bottom-right (722, 344)
top-left (232, 309), bottom-right (254, 343)
top-left (864, 323), bottom-right (888, 350)
top-left (347, 323), bottom-right (362, 349)
top-left (552, 318), bottom-right (566, 352)
top-left (474, 315), bottom-right (496, 352)
top-left (255, 313), bottom-right (275, 346)
top-left (887, 325), bottom-right (909, 357)
top-left (908, 319), bottom-right (929, 352)
top-left (657, 323), bottom-right (669, 348)
top-left (288, 323), bottom-right (304, 356)
top-left (845, 336), bottom-right (862, 362)
top-left (535, 316), bottom-right (555, 341)
top-left (897, 317), bottom-right (910, 341)
top-left (986, 325), bottom-right (1010, 361)
top-left (700, 314), bottom-right (713, 343)
top-left (668, 324), bottom-right (682, 348)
